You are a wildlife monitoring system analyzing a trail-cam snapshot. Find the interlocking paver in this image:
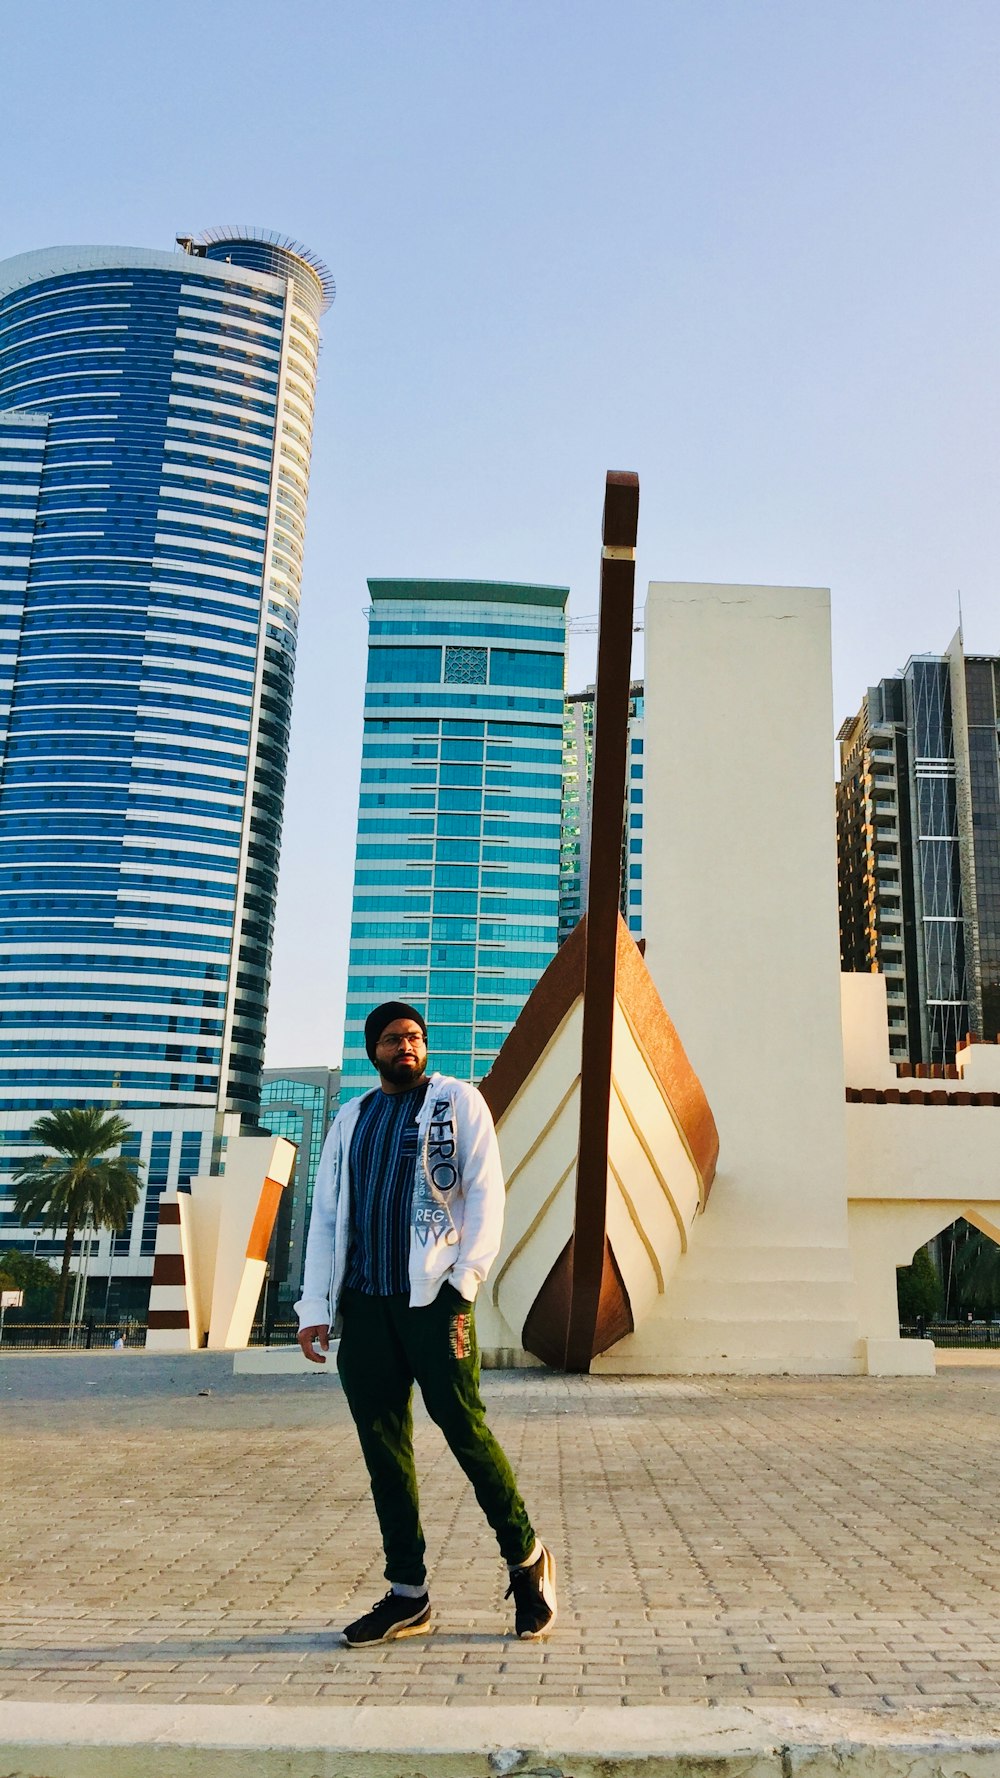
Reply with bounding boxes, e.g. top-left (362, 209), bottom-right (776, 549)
top-left (4, 1352), bottom-right (1000, 1712)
